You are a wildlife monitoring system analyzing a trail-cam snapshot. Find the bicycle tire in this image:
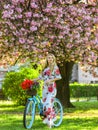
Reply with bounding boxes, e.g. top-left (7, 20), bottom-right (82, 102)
top-left (53, 98), bottom-right (63, 127)
top-left (23, 100), bottom-right (35, 129)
